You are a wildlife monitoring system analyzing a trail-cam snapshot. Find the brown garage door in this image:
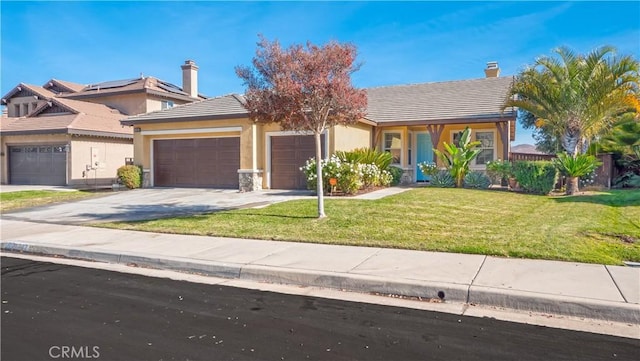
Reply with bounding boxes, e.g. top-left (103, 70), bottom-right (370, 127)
top-left (154, 138), bottom-right (240, 188)
top-left (271, 135), bottom-right (325, 190)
